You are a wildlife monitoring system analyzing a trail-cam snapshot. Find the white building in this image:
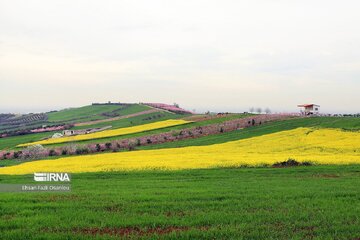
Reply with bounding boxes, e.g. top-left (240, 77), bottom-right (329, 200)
top-left (297, 104), bottom-right (320, 115)
top-left (62, 126), bottom-right (112, 136)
